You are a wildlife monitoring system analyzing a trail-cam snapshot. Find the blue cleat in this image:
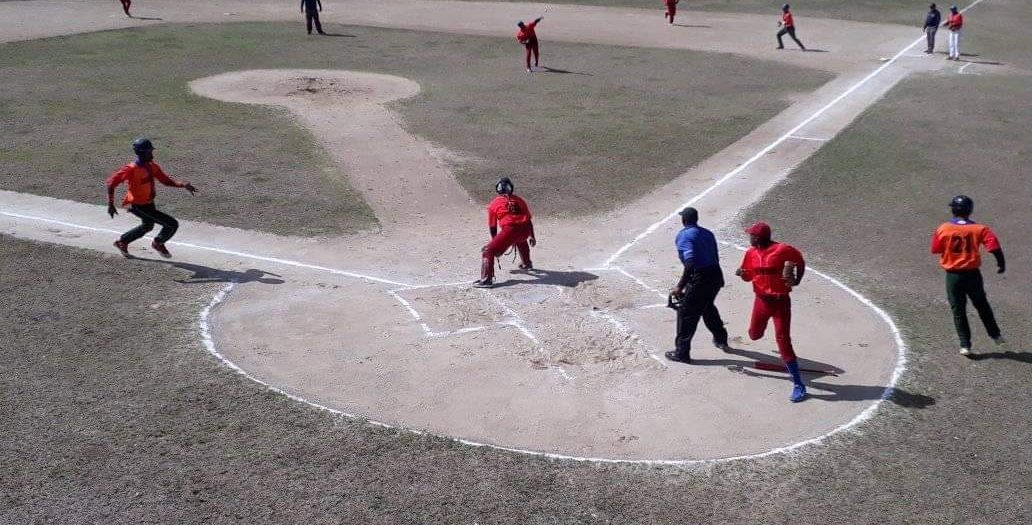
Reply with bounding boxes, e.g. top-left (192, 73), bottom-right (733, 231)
top-left (790, 384), bottom-right (808, 403)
